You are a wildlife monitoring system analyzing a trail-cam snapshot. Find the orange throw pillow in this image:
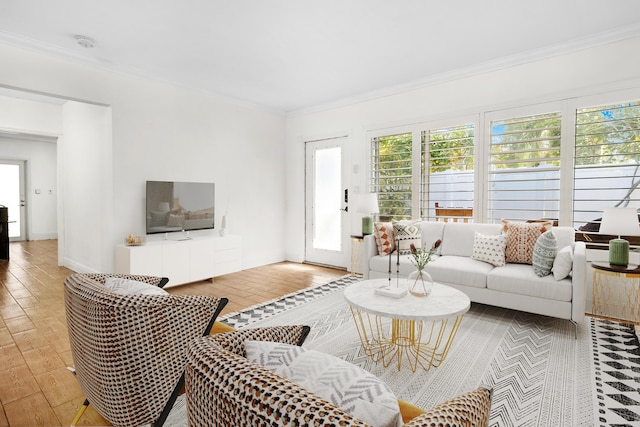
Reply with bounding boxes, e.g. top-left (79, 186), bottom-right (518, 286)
top-left (502, 220), bottom-right (552, 264)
